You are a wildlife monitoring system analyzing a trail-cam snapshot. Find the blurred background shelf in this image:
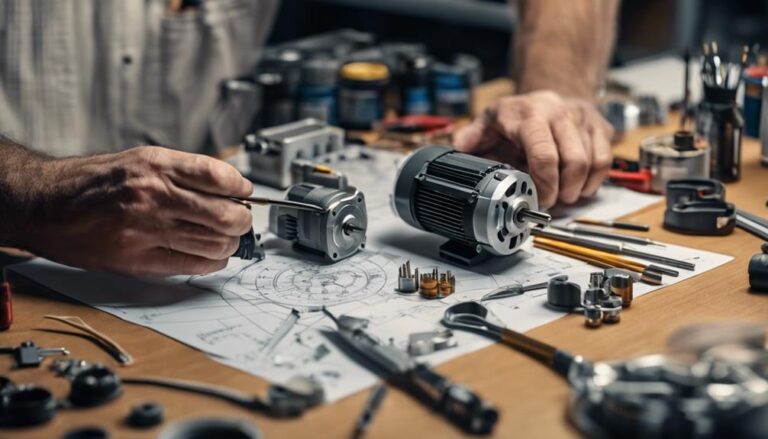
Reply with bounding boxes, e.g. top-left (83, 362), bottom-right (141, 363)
top-left (270, 0), bottom-right (768, 82)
